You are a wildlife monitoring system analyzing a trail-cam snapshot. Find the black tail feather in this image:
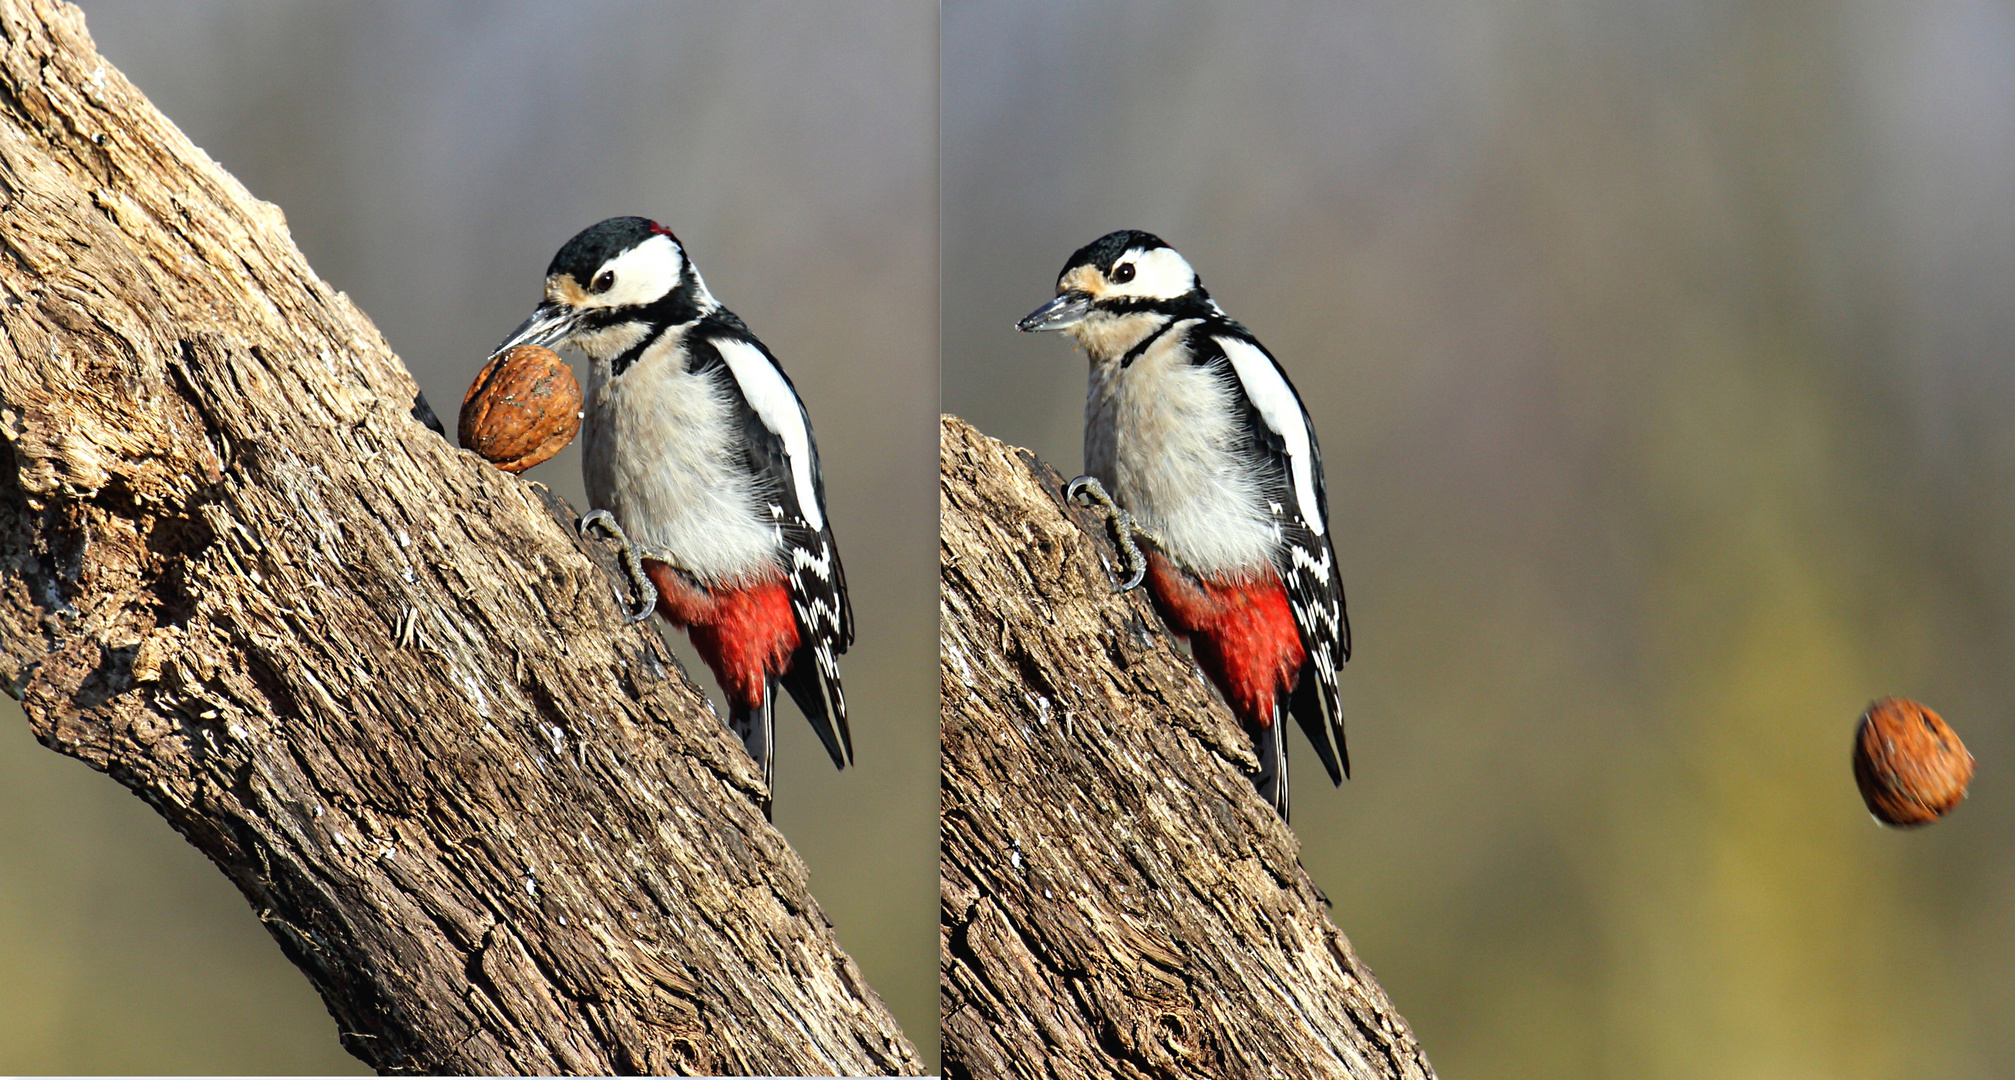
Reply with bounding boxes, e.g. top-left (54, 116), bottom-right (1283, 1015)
top-left (781, 643), bottom-right (852, 770)
top-left (1290, 666), bottom-right (1348, 786)
top-left (1249, 698), bottom-right (1290, 822)
top-left (728, 686), bottom-right (777, 821)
